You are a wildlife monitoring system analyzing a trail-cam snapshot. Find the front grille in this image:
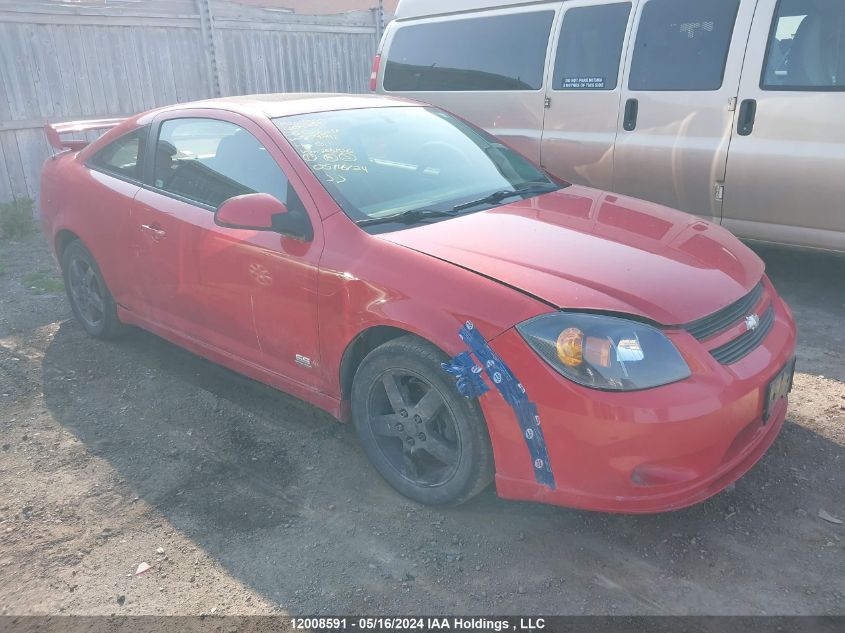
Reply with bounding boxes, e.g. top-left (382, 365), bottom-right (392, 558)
top-left (683, 282), bottom-right (764, 341)
top-left (710, 304), bottom-right (775, 365)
